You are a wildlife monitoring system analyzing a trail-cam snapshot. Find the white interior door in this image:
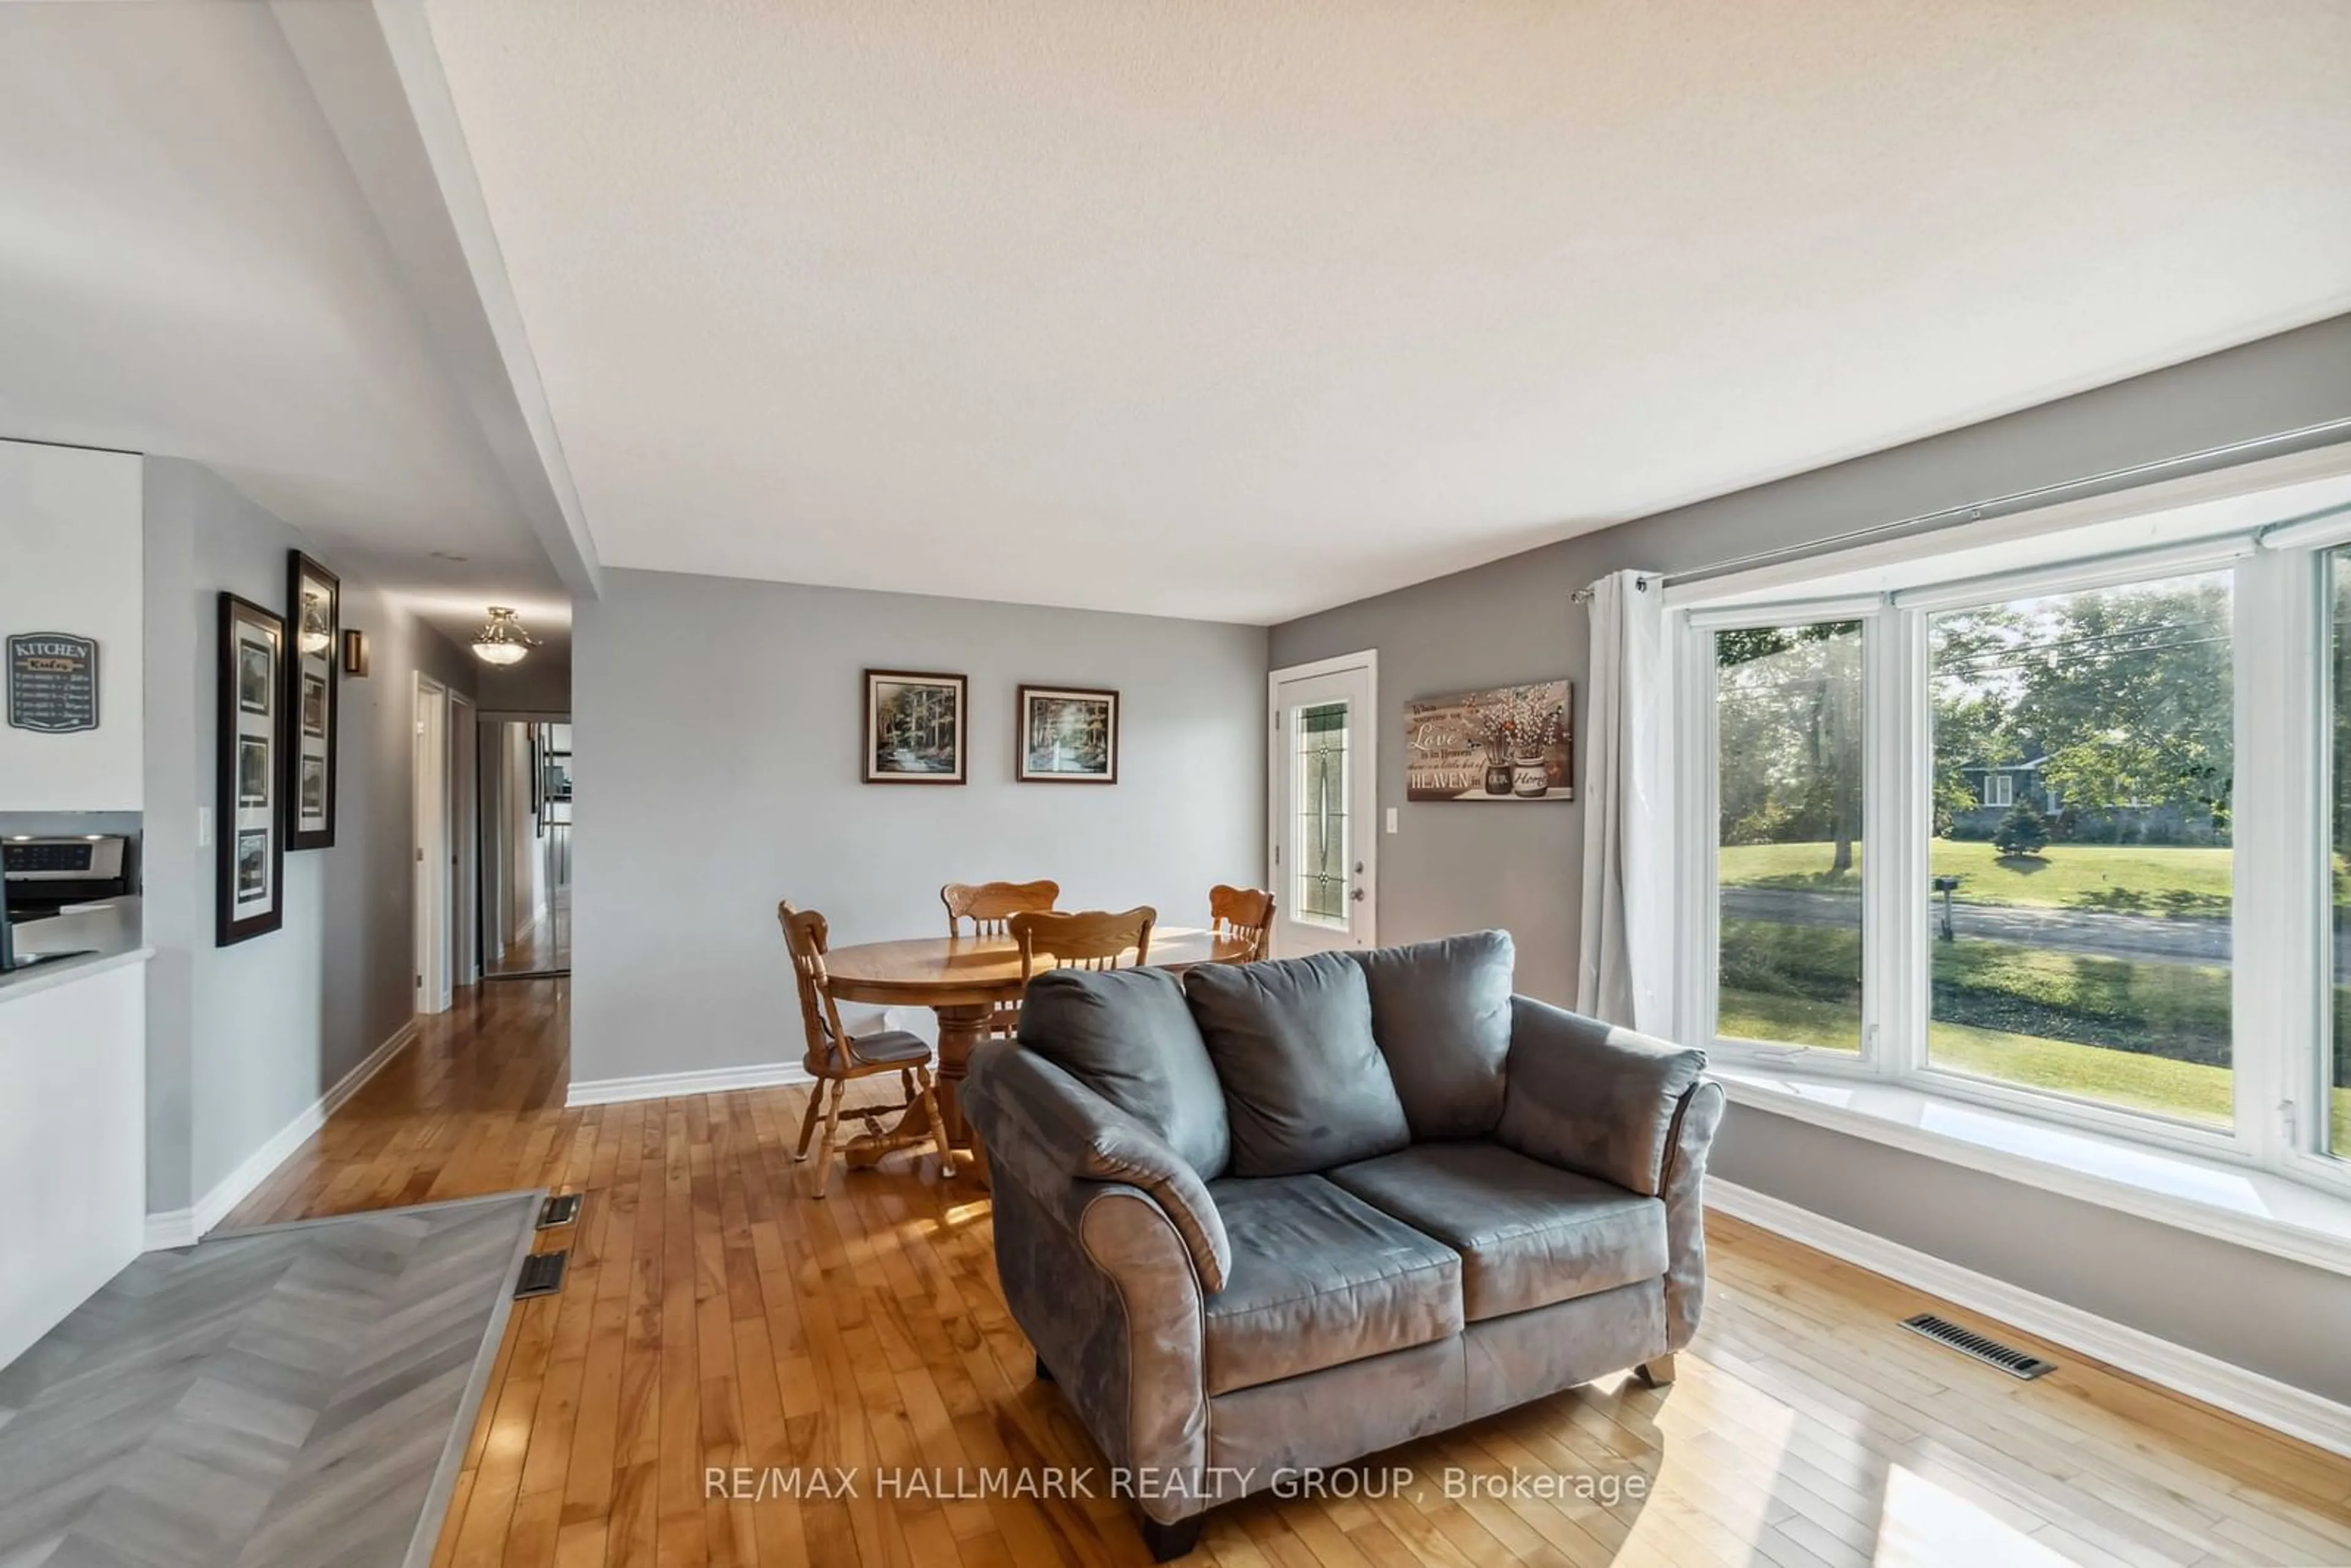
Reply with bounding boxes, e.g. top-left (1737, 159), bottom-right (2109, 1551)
top-left (1268, 653), bottom-right (1378, 956)
top-left (413, 675), bottom-right (450, 1015)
